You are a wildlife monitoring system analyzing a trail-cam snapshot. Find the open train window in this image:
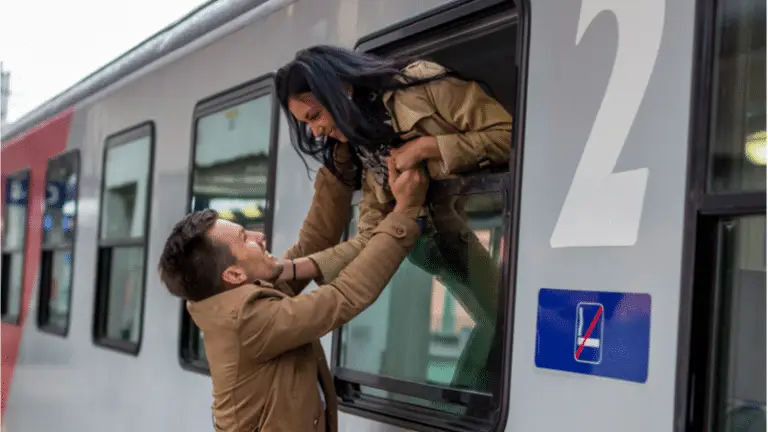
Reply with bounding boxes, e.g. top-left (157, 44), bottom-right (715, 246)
top-left (682, 0), bottom-right (766, 430)
top-left (38, 150), bottom-right (80, 336)
top-left (93, 122), bottom-right (155, 355)
top-left (330, 0), bottom-right (526, 431)
top-left (178, 76), bottom-right (280, 374)
top-left (1, 168), bottom-right (31, 325)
